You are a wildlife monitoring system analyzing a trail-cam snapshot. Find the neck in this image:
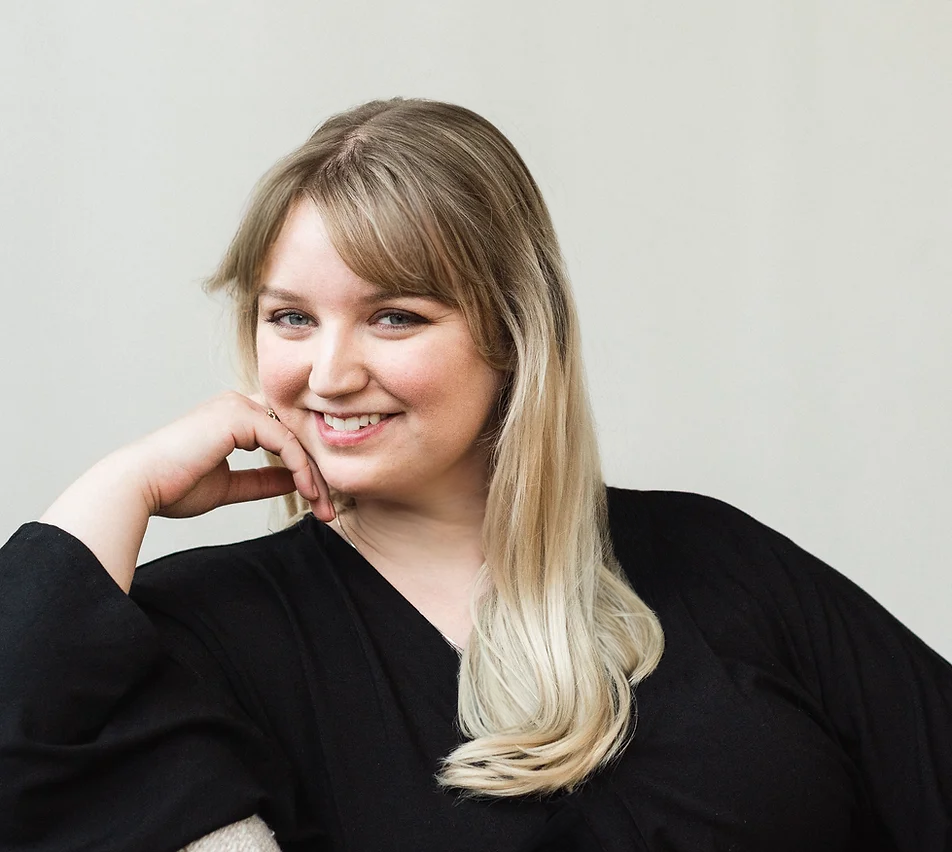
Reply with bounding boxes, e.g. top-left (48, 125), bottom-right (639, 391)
top-left (333, 488), bottom-right (489, 651)
top-left (341, 489), bottom-right (487, 580)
